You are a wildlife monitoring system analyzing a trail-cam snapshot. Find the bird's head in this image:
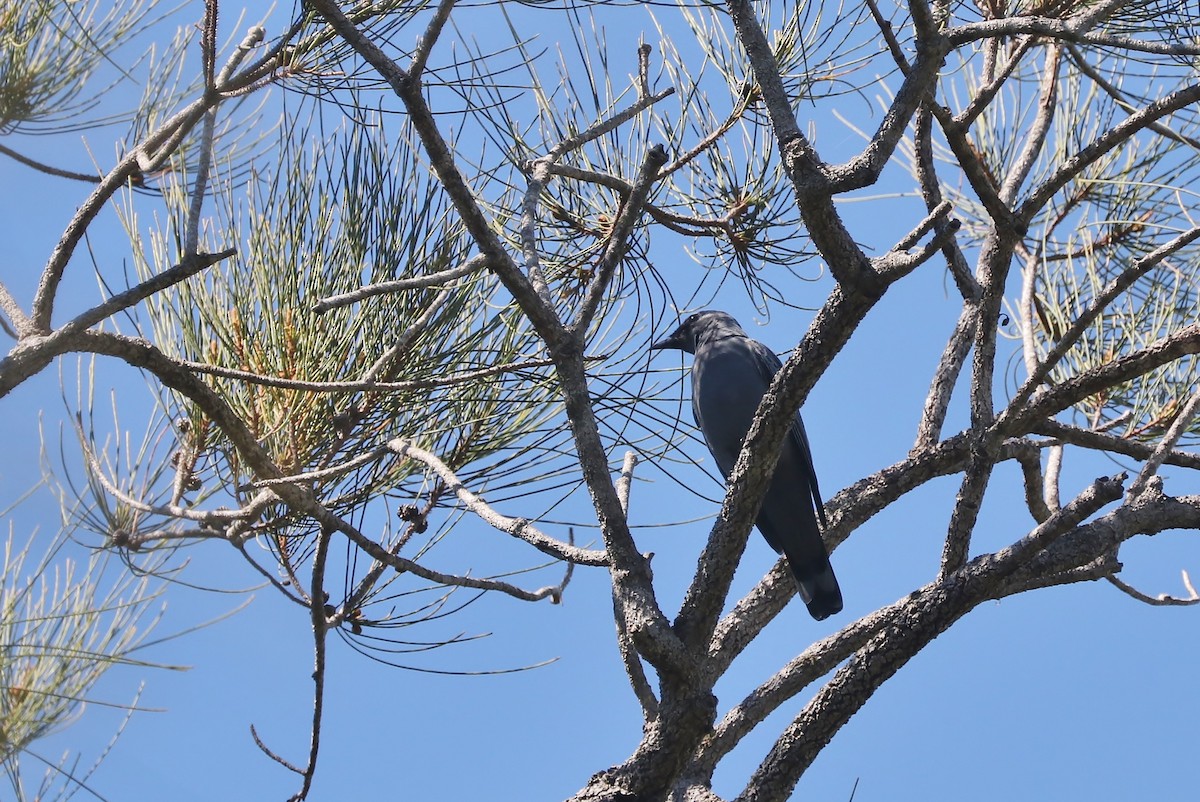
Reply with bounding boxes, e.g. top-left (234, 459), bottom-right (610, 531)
top-left (650, 310), bottom-right (745, 354)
